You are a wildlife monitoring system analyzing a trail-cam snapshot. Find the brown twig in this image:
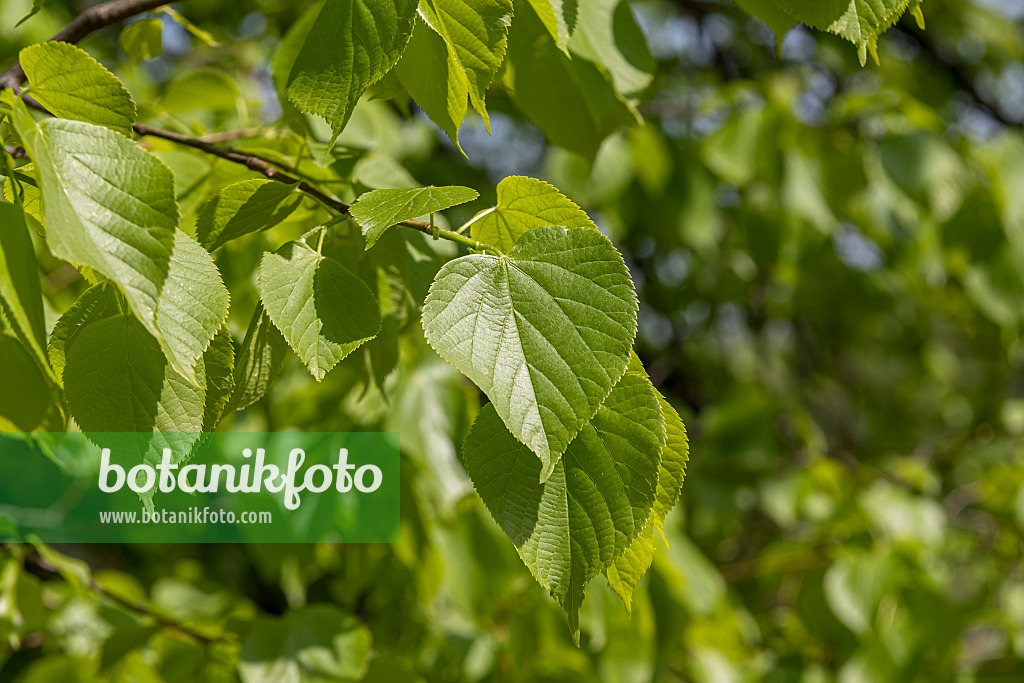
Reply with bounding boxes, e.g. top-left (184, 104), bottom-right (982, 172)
top-left (18, 547), bottom-right (228, 644)
top-left (0, 0), bottom-right (181, 92)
